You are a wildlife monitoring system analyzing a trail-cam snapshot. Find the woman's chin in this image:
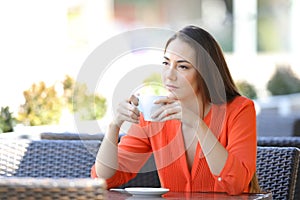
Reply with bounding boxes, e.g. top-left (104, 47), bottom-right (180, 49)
top-left (167, 92), bottom-right (179, 100)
